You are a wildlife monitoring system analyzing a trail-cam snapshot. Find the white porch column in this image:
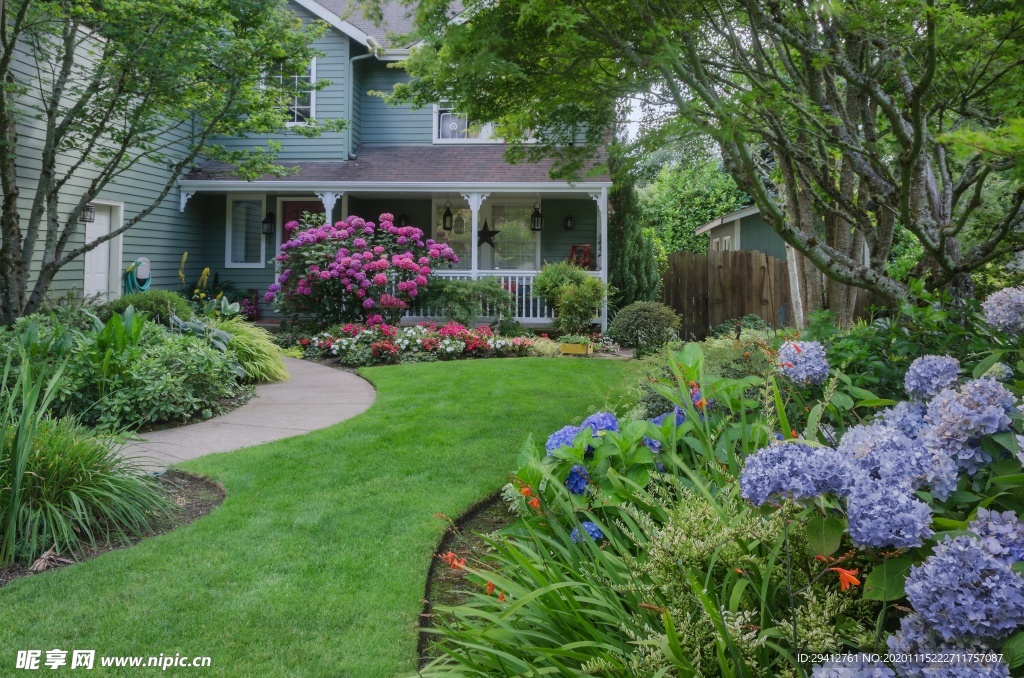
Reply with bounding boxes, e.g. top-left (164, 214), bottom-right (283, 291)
top-left (591, 188), bottom-right (610, 331)
top-left (315, 191), bottom-right (342, 222)
top-left (462, 193), bottom-right (488, 280)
